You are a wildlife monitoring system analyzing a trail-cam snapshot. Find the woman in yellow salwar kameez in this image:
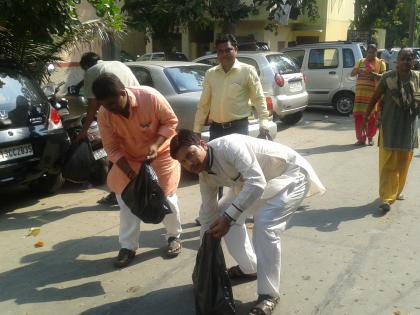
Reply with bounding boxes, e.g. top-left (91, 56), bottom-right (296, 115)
top-left (351, 44), bottom-right (386, 146)
top-left (363, 48), bottom-right (419, 212)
